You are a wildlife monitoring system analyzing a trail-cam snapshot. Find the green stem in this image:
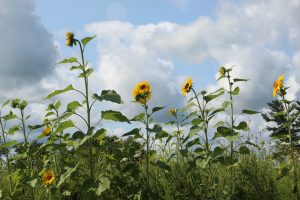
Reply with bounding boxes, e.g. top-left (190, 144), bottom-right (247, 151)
top-left (76, 39), bottom-right (94, 180)
top-left (283, 95), bottom-right (298, 198)
top-left (191, 88), bottom-right (209, 158)
top-left (144, 104), bottom-right (150, 186)
top-left (227, 73), bottom-right (234, 159)
top-left (20, 110), bottom-right (28, 146)
top-left (0, 115), bottom-right (13, 195)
